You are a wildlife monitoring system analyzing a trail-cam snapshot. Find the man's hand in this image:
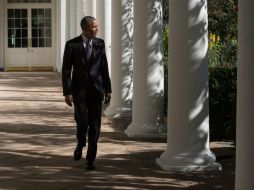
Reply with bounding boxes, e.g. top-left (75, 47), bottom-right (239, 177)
top-left (104, 93), bottom-right (111, 105)
top-left (65, 95), bottom-right (73, 107)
